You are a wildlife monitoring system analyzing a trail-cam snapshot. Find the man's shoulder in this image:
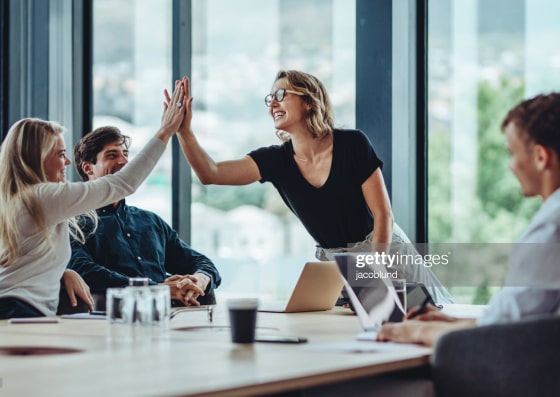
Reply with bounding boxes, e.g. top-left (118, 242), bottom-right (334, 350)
top-left (528, 194), bottom-right (560, 233)
top-left (126, 205), bottom-right (175, 230)
top-left (127, 205), bottom-right (157, 217)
